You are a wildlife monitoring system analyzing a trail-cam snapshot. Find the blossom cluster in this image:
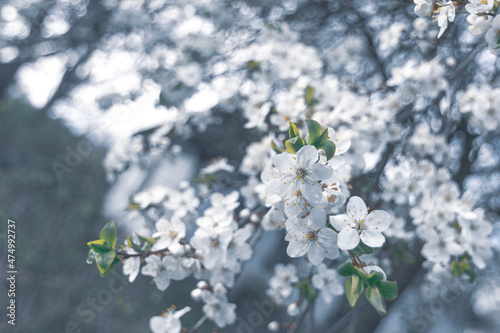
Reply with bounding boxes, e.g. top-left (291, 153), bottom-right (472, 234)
top-left (414, 0), bottom-right (500, 53)
top-left (74, 0), bottom-right (500, 331)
